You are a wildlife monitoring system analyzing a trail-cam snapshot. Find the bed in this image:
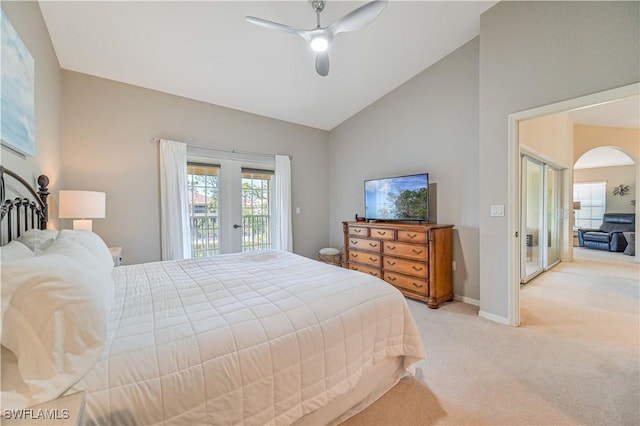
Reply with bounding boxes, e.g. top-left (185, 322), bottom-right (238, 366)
top-left (0, 167), bottom-right (425, 425)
